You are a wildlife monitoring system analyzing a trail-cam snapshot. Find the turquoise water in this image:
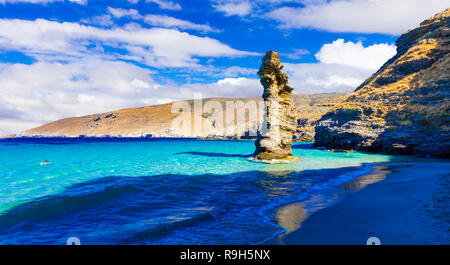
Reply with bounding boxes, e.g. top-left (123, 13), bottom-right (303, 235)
top-left (0, 138), bottom-right (438, 244)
